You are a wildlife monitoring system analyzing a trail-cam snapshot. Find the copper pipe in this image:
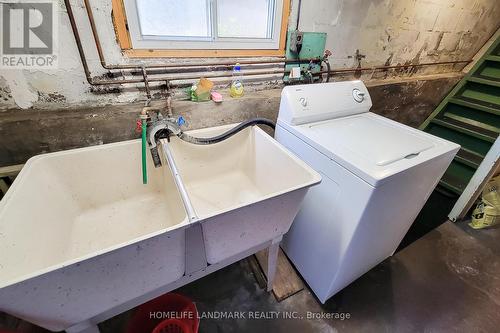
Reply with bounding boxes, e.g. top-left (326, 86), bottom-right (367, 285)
top-left (83, 0), bottom-right (471, 75)
top-left (65, 0), bottom-right (93, 84)
top-left (318, 60), bottom-right (470, 75)
top-left (66, 0), bottom-right (288, 86)
top-left (83, 0), bottom-right (107, 68)
top-left (141, 69), bottom-right (285, 83)
top-left (68, 0), bottom-right (472, 89)
top-left (68, 0), bottom-right (318, 86)
top-left (90, 69), bottom-right (285, 86)
top-left (141, 67), bottom-right (151, 99)
top-left (133, 57), bottom-right (321, 70)
top-left (65, 0), bottom-right (142, 85)
top-left (82, 0), bottom-right (320, 70)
